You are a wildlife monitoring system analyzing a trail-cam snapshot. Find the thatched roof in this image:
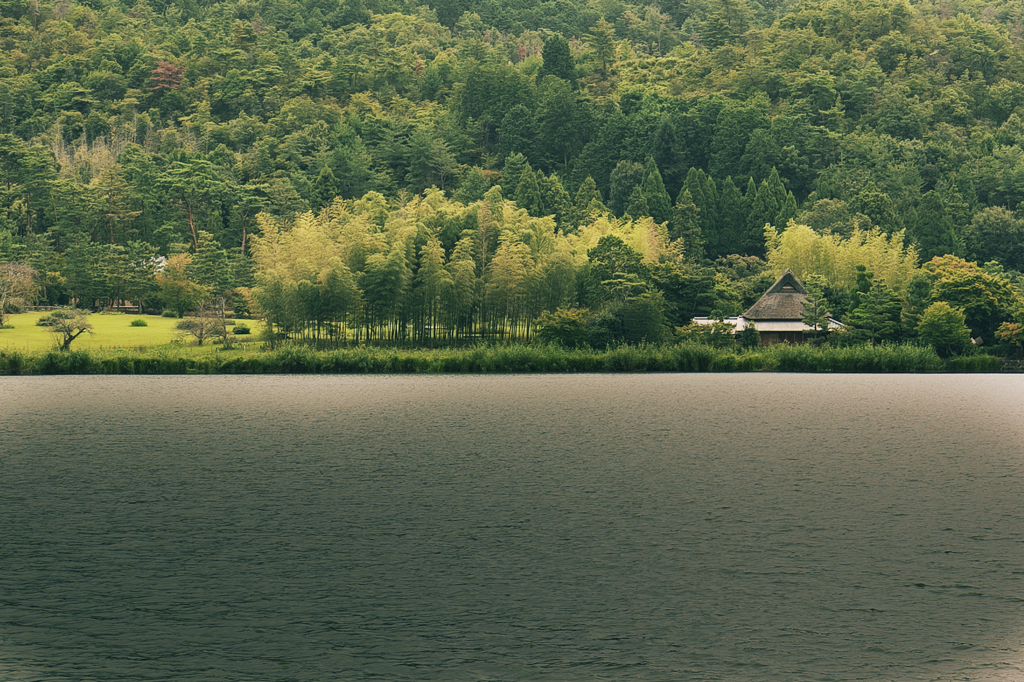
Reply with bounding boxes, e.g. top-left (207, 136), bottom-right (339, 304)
top-left (743, 270), bottom-right (809, 320)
